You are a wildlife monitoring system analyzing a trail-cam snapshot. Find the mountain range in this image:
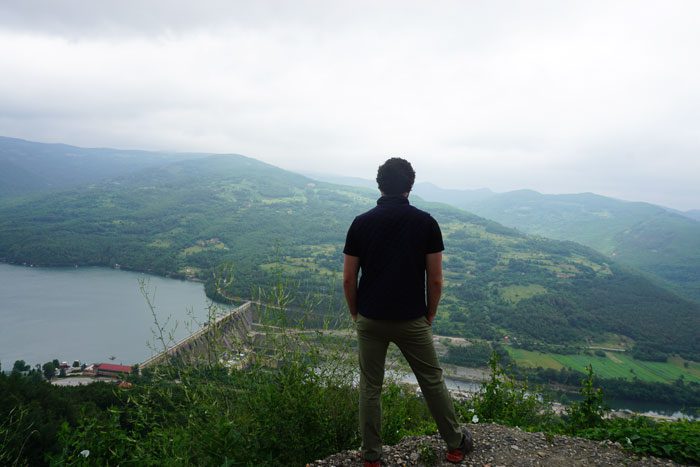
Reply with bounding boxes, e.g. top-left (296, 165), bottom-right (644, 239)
top-left (415, 186), bottom-right (700, 303)
top-left (1, 137), bottom-right (699, 361)
top-left (312, 174), bottom-right (700, 304)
